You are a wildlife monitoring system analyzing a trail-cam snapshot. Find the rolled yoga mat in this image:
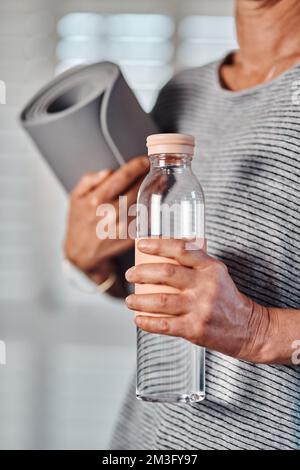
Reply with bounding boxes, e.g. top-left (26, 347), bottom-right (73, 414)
top-left (20, 61), bottom-right (158, 191)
